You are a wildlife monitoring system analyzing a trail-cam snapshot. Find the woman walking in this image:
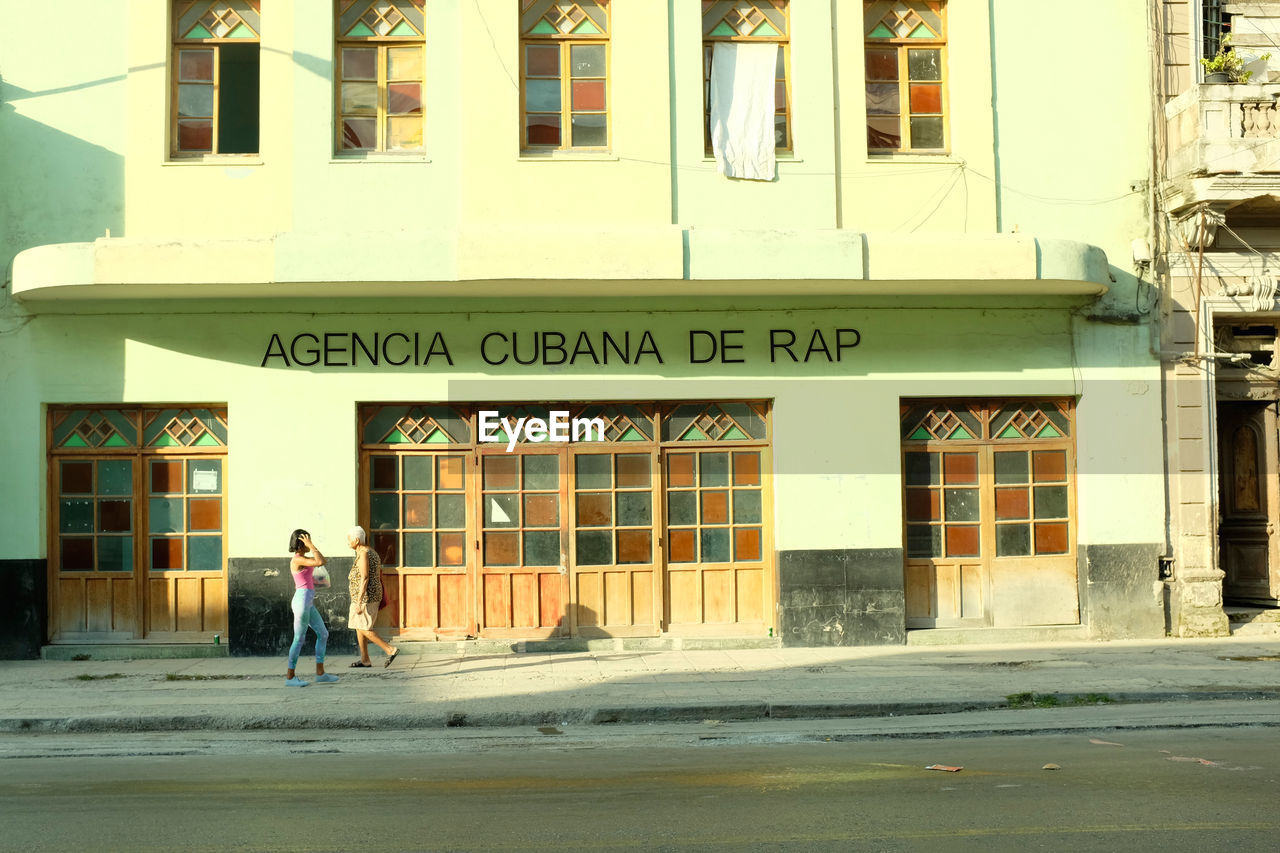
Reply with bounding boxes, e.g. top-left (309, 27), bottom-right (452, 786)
top-left (286, 529), bottom-right (339, 686)
top-left (346, 525), bottom-right (399, 668)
